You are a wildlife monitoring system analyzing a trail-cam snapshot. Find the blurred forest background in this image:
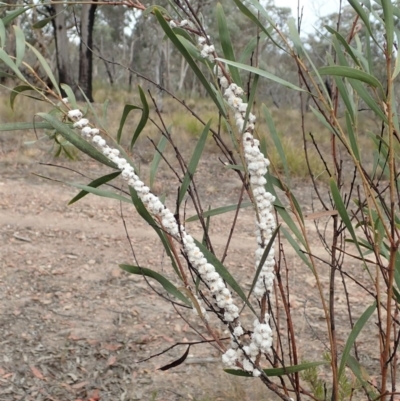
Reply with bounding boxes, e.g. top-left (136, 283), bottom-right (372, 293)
top-left (0, 0), bottom-right (389, 108)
